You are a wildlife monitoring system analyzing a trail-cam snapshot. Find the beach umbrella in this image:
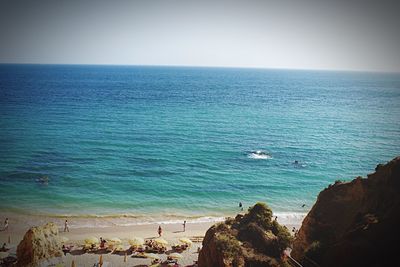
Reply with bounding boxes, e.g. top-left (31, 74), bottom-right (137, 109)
top-left (99, 255), bottom-right (103, 266)
top-left (124, 252), bottom-right (127, 262)
top-left (108, 237), bottom-right (122, 244)
top-left (169, 252), bottom-right (183, 259)
top-left (144, 253), bottom-right (160, 259)
top-left (128, 237), bottom-right (144, 246)
top-left (84, 237), bottom-right (99, 245)
top-left (7, 235), bottom-right (10, 244)
top-left (179, 237), bottom-right (192, 245)
top-left (71, 260), bottom-right (75, 267)
top-left (0, 252), bottom-right (9, 259)
top-left (59, 236), bottom-right (69, 243)
top-left (154, 238), bottom-right (168, 245)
